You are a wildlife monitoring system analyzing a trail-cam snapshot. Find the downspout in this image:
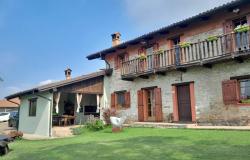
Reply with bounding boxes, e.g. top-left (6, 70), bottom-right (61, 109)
top-left (37, 94), bottom-right (53, 137)
top-left (100, 53), bottom-right (110, 69)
